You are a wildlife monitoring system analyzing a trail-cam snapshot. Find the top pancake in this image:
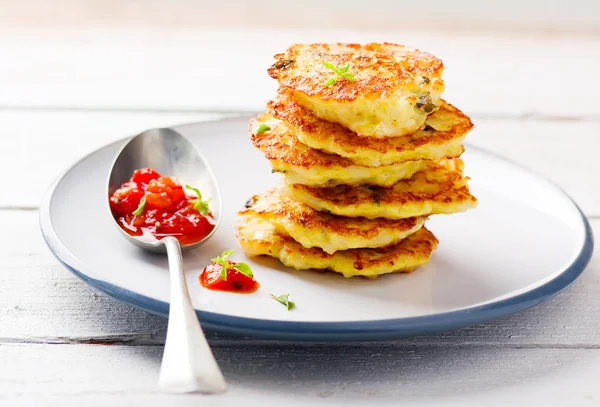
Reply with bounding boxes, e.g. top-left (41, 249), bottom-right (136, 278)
top-left (269, 94), bottom-right (473, 167)
top-left (267, 43), bottom-right (445, 138)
